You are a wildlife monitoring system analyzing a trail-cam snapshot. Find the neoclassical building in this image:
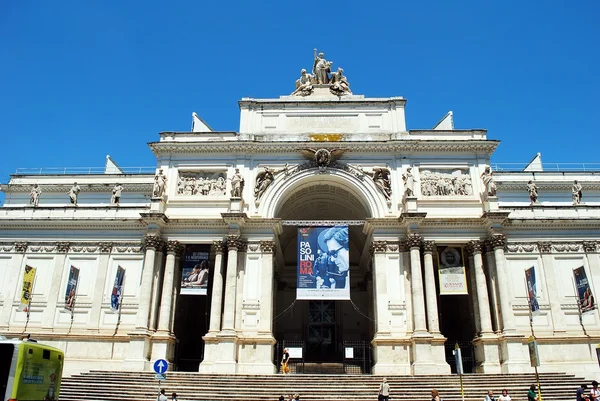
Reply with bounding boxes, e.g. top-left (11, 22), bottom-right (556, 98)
top-left (1, 58), bottom-right (599, 378)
